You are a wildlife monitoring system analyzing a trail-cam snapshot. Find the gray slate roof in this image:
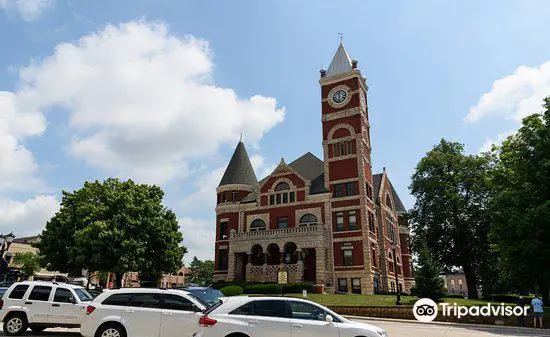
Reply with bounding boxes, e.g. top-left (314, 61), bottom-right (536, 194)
top-left (218, 141), bottom-right (258, 187)
top-left (373, 173), bottom-right (407, 213)
top-left (326, 42), bottom-right (353, 77)
top-left (288, 152), bottom-right (328, 195)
